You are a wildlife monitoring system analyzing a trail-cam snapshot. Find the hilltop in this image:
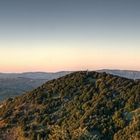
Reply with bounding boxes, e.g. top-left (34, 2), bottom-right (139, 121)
top-left (0, 71), bottom-right (140, 140)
